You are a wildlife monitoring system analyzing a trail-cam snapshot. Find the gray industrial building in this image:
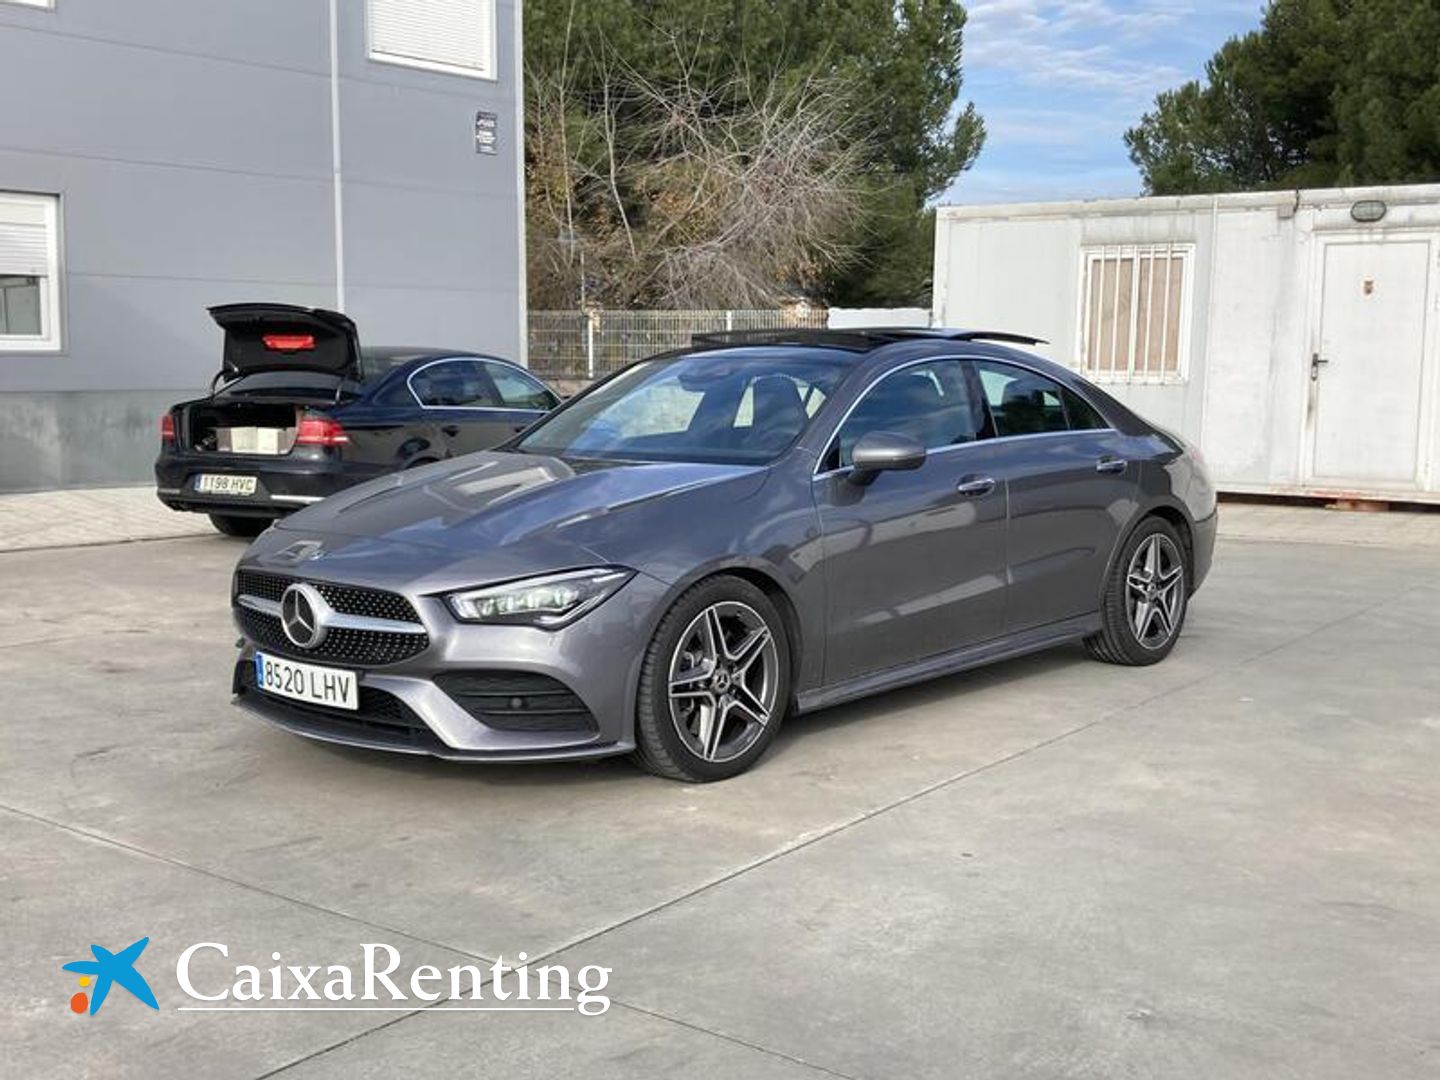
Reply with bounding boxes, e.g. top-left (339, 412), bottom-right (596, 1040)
top-left (0, 0), bottom-right (524, 491)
